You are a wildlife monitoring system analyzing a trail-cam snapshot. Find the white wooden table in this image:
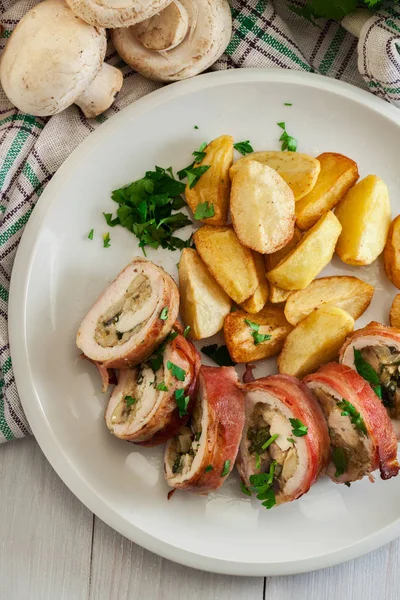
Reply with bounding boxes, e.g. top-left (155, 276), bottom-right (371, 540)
top-left (1, 436), bottom-right (399, 600)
